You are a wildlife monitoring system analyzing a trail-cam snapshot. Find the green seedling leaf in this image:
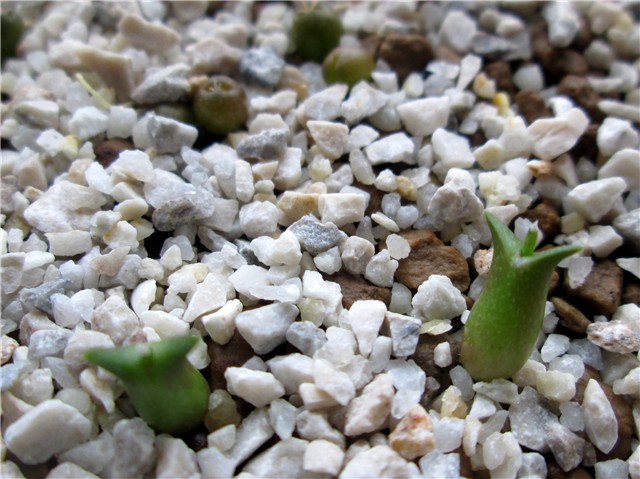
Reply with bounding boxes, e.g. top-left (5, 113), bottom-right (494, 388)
top-left (85, 336), bottom-right (210, 435)
top-left (460, 212), bottom-right (582, 381)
